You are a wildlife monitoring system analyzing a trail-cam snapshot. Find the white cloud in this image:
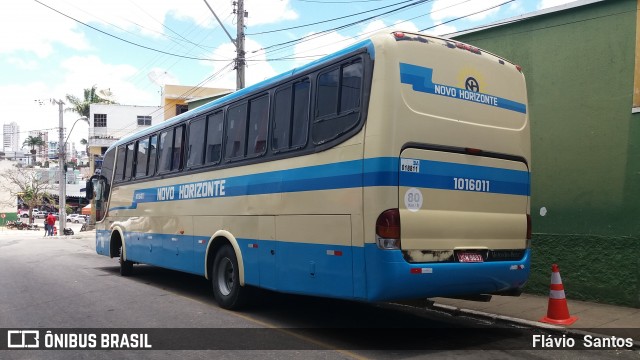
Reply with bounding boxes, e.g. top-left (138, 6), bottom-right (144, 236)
top-left (285, 19), bottom-right (422, 70)
top-left (6, 58), bottom-right (39, 71)
top-left (54, 0), bottom-right (298, 37)
top-left (291, 31), bottom-right (355, 68)
top-left (57, 56), bottom-right (156, 106)
top-left (0, 56), bottom-right (161, 148)
top-left (424, 22), bottom-right (458, 37)
top-left (0, 1), bottom-right (90, 57)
